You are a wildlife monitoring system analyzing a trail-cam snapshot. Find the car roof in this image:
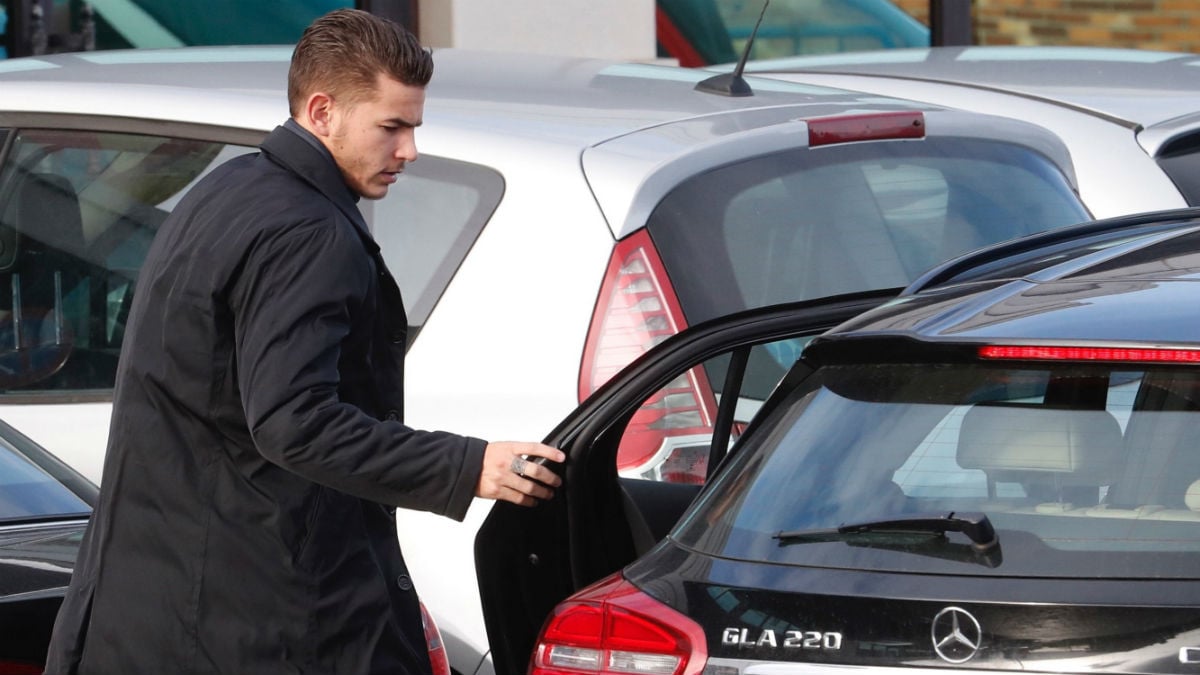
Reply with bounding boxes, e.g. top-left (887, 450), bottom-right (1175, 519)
top-left (740, 45), bottom-right (1200, 155)
top-left (817, 209), bottom-right (1200, 348)
top-left (0, 45), bottom-right (1086, 239)
top-left (0, 45), bottom-right (927, 145)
